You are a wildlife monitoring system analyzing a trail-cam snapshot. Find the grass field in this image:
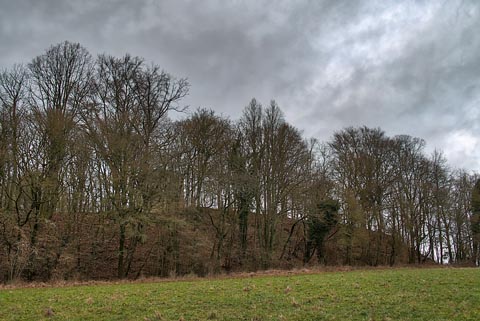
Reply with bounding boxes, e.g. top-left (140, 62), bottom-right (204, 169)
top-left (0, 268), bottom-right (479, 320)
